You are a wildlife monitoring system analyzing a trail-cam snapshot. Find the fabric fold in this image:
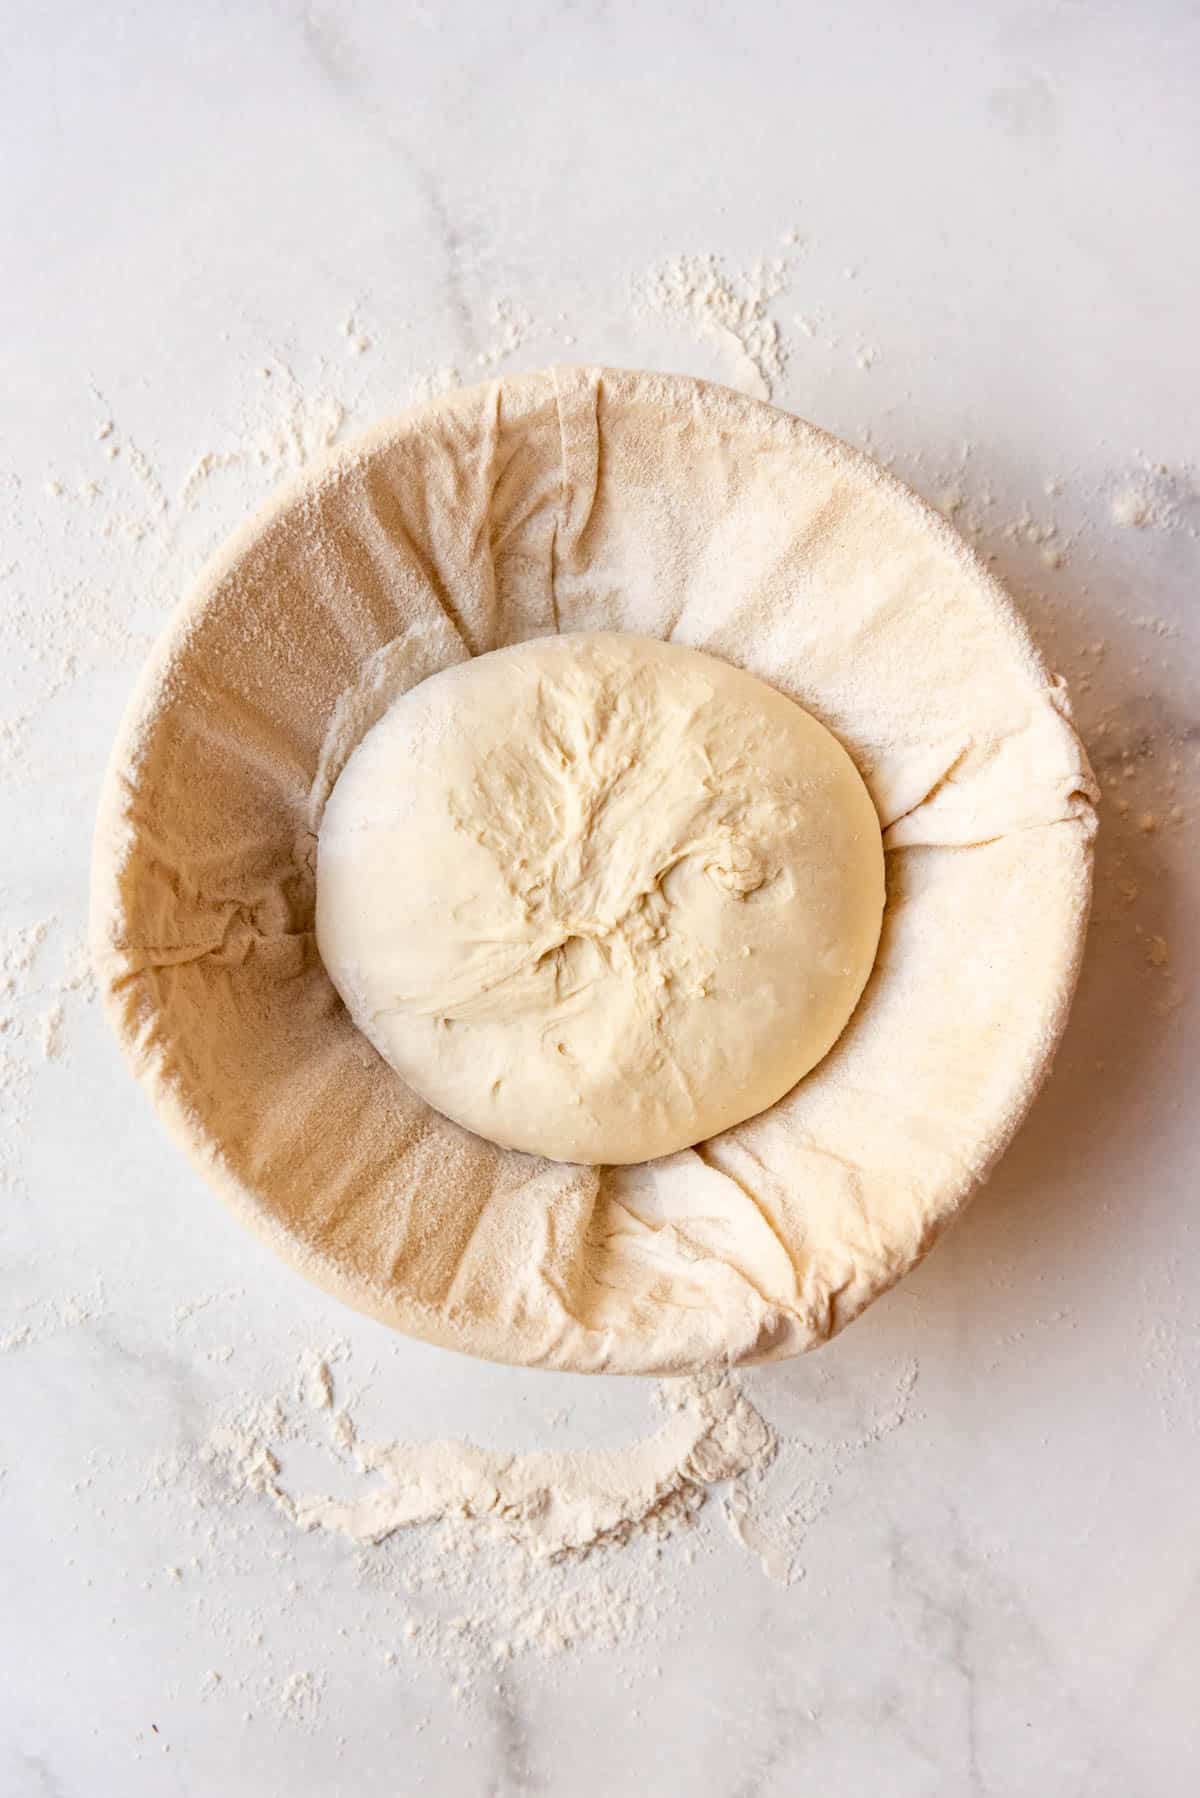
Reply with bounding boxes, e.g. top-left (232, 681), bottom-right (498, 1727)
top-left (92, 368), bottom-right (1095, 1375)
